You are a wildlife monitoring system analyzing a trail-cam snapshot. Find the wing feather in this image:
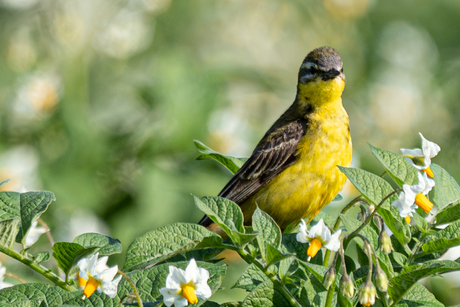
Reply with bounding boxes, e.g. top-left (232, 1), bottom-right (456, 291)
top-left (198, 119), bottom-right (307, 227)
